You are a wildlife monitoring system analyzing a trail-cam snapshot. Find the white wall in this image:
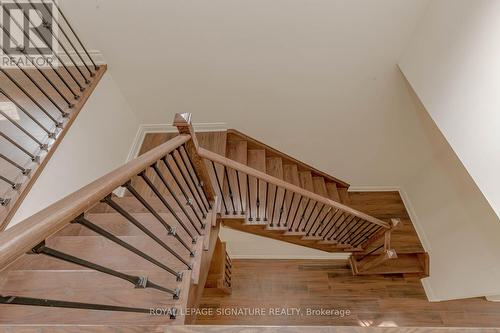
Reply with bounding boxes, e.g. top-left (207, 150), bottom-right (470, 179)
top-left (398, 83), bottom-right (500, 301)
top-left (9, 72), bottom-right (140, 226)
top-left (399, 0), bottom-right (500, 219)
